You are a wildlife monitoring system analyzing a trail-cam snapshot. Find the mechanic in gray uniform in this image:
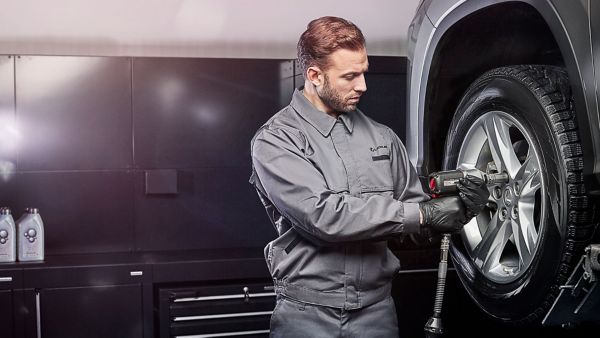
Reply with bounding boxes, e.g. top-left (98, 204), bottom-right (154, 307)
top-left (250, 16), bottom-right (487, 337)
